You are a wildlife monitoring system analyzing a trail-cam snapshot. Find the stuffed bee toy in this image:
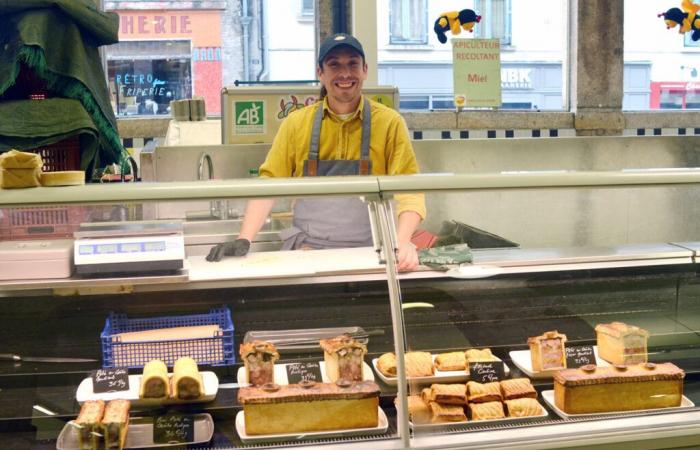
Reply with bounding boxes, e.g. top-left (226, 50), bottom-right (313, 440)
top-left (659, 0), bottom-right (700, 41)
top-left (434, 9), bottom-right (482, 44)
